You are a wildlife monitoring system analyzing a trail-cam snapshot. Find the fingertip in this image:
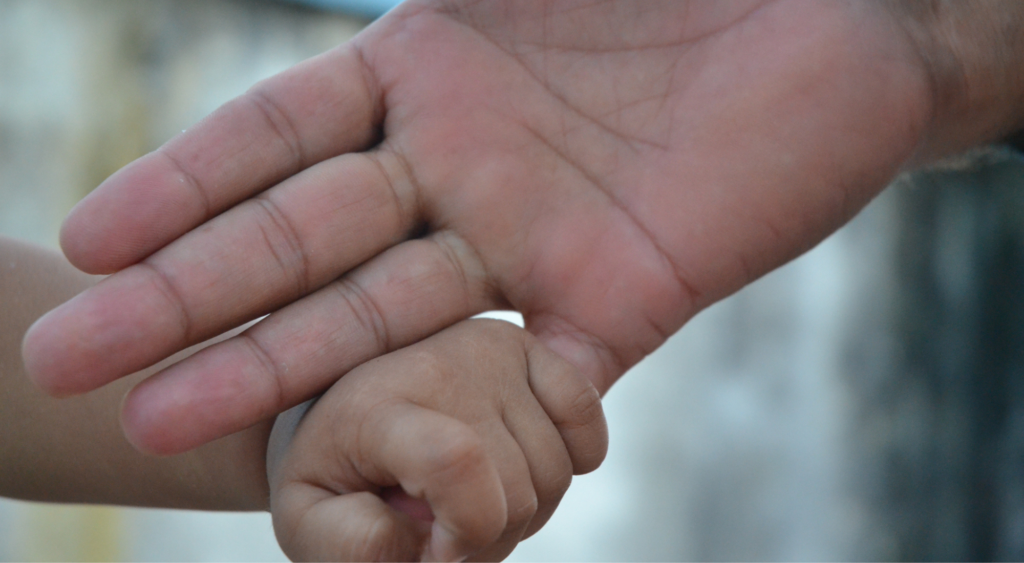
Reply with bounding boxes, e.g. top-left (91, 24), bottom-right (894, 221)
top-left (120, 383), bottom-right (179, 456)
top-left (120, 368), bottom-right (225, 456)
top-left (59, 204), bottom-right (106, 275)
top-left (59, 188), bottom-right (135, 275)
top-left (23, 271), bottom-right (189, 400)
top-left (22, 306), bottom-right (100, 397)
top-left (60, 154), bottom-right (208, 274)
top-left (22, 314), bottom-right (56, 394)
top-left (524, 336), bottom-right (609, 475)
top-left (569, 412), bottom-right (609, 476)
top-left (121, 339), bottom-right (282, 456)
top-left (562, 376), bottom-right (609, 475)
